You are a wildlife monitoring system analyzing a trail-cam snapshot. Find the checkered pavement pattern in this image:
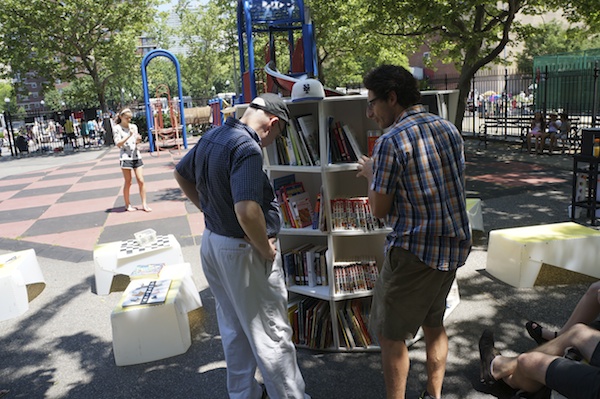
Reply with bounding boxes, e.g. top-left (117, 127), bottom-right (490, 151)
top-left (0, 142), bottom-right (204, 261)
